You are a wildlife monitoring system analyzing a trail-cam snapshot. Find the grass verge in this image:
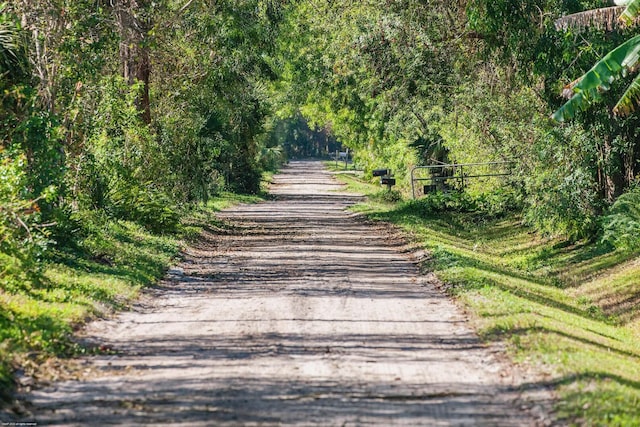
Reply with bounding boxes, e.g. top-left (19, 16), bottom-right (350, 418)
top-left (337, 176), bottom-right (640, 426)
top-left (0, 191), bottom-right (263, 405)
